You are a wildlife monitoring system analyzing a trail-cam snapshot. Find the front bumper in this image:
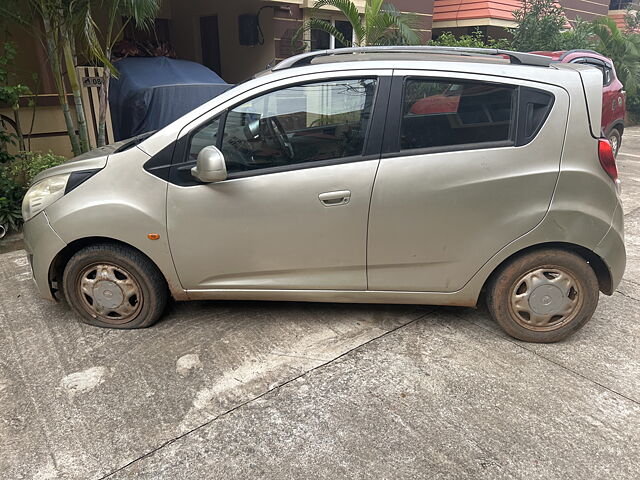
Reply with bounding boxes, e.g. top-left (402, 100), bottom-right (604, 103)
top-left (22, 212), bottom-right (66, 301)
